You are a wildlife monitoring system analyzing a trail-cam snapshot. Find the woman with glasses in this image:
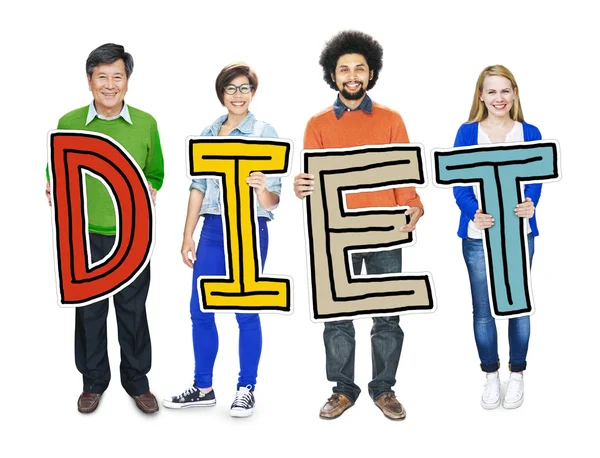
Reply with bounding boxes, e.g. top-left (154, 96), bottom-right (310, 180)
top-left (164, 62), bottom-right (281, 417)
top-left (452, 65), bottom-right (542, 410)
